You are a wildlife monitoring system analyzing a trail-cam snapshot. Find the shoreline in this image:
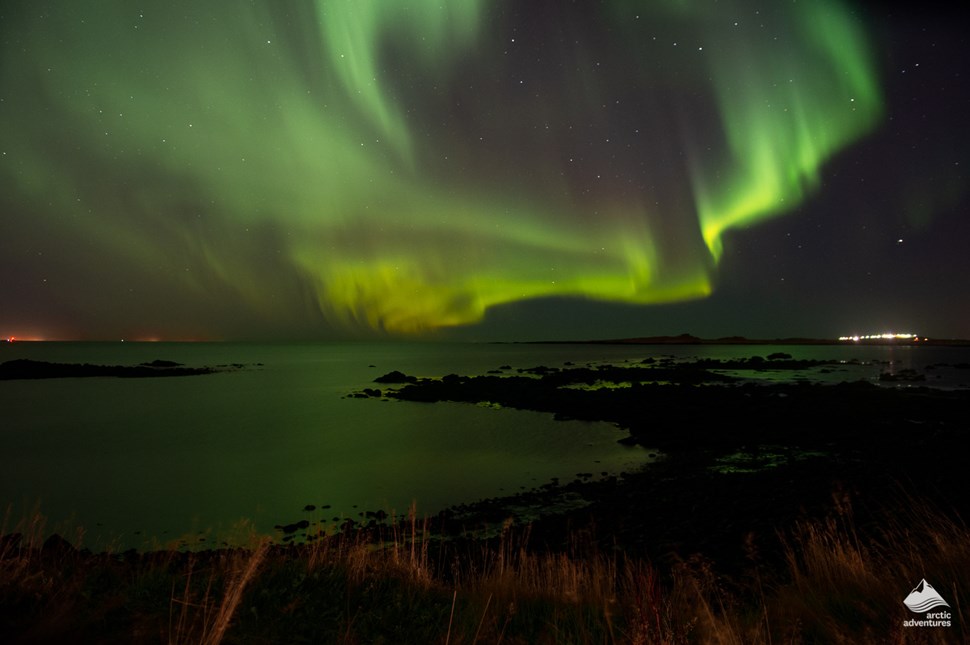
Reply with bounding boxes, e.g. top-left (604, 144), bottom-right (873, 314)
top-left (3, 352), bottom-right (969, 641)
top-left (357, 361), bottom-right (970, 569)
